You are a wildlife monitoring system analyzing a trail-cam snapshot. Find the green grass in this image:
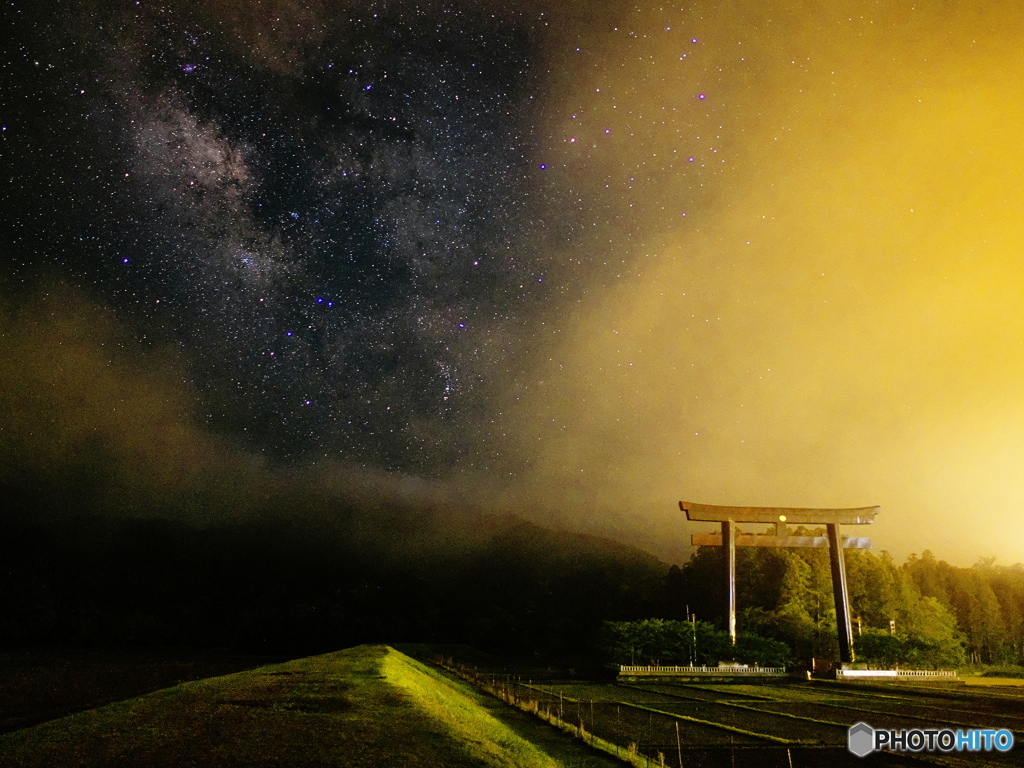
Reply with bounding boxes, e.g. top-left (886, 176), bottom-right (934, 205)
top-left (961, 664), bottom-right (1024, 685)
top-left (379, 648), bottom-right (563, 767)
top-left (0, 647), bottom-right (286, 734)
top-left (0, 645), bottom-right (618, 768)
